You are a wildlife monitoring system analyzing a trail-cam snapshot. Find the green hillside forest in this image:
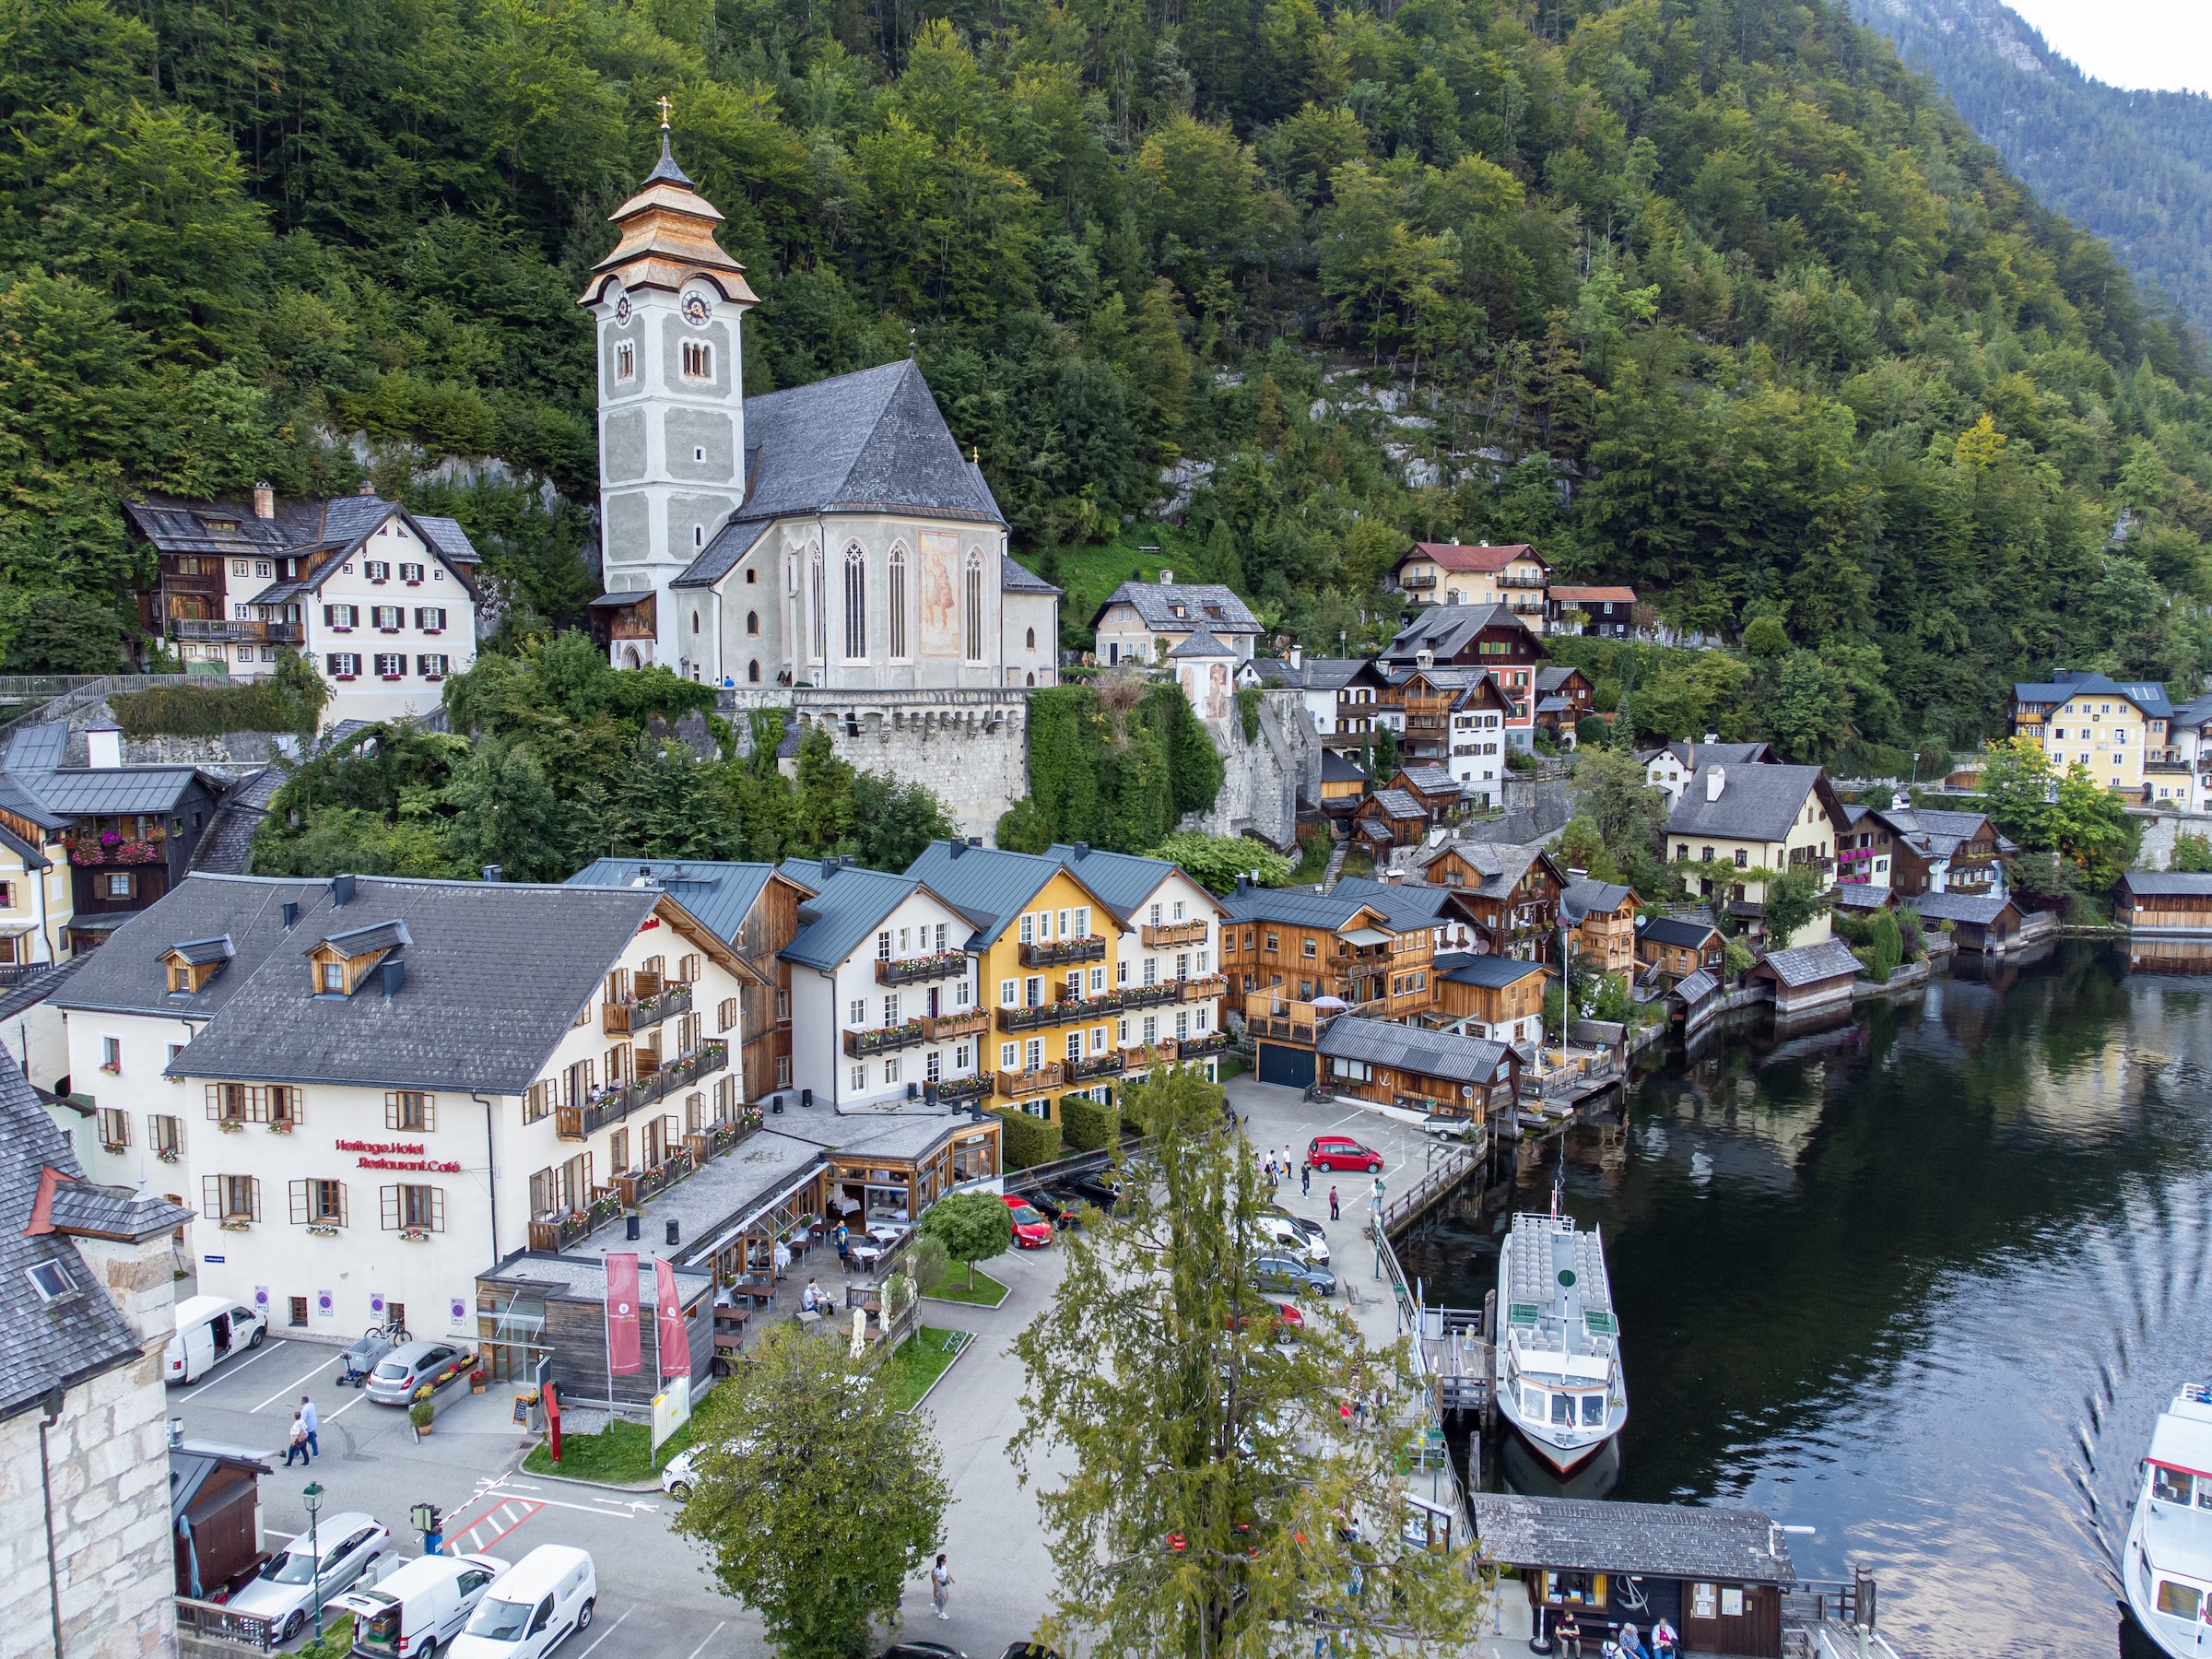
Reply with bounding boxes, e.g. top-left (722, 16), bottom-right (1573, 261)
top-left (4, 0), bottom-right (2210, 764)
top-left (1852, 0), bottom-right (2212, 342)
